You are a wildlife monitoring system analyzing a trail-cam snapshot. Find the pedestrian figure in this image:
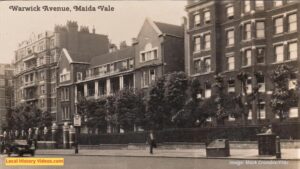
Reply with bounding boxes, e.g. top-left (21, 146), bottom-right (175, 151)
top-left (148, 130), bottom-right (156, 154)
top-left (0, 139), bottom-right (4, 154)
